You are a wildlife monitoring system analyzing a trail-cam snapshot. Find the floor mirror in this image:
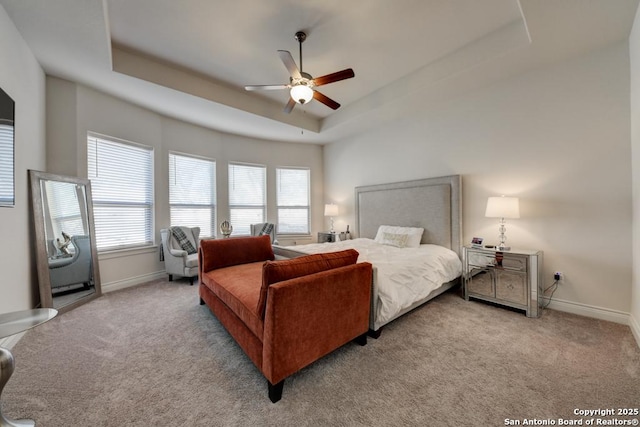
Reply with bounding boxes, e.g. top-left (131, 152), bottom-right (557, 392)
top-left (29, 170), bottom-right (102, 313)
